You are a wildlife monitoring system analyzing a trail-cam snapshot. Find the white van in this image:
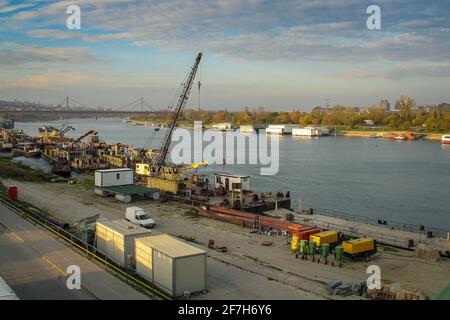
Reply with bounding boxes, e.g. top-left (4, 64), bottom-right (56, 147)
top-left (125, 207), bottom-right (155, 229)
